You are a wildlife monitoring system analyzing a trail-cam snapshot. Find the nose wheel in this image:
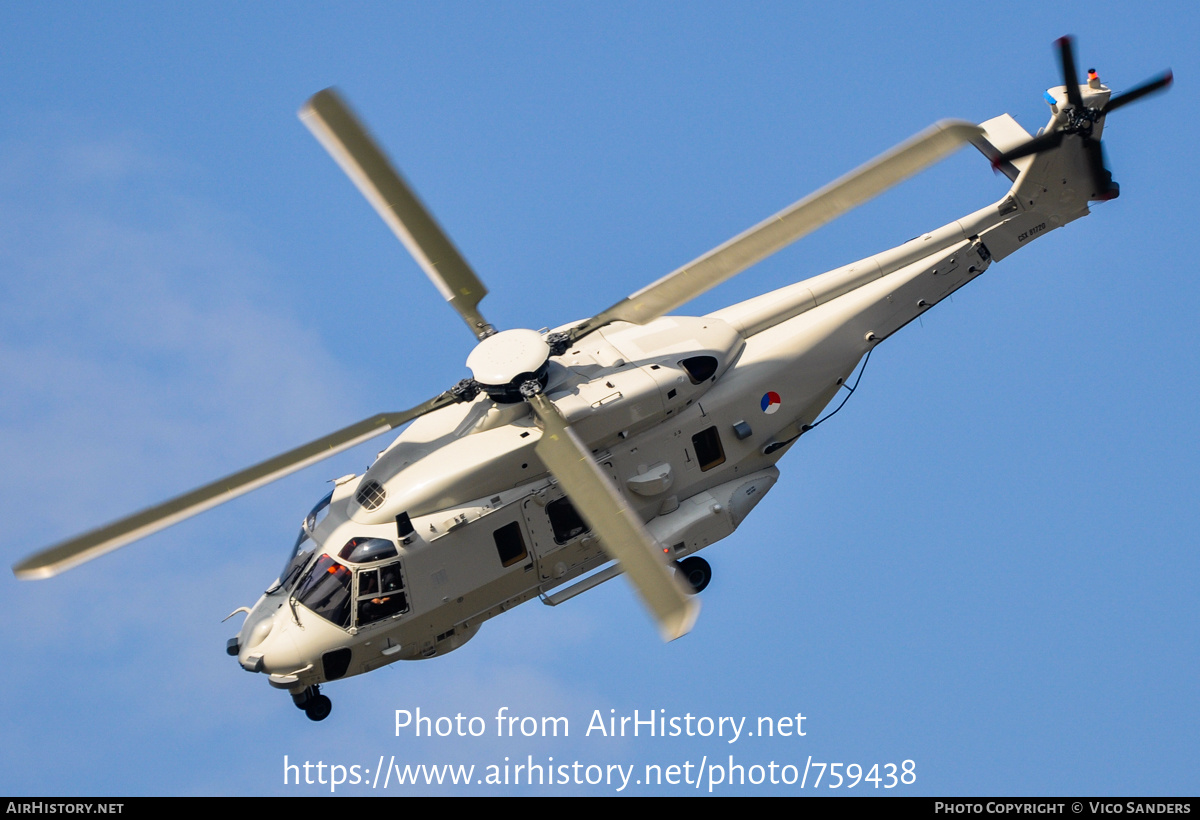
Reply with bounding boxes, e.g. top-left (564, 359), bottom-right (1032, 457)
top-left (675, 556), bottom-right (711, 594)
top-left (292, 685), bottom-right (333, 722)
